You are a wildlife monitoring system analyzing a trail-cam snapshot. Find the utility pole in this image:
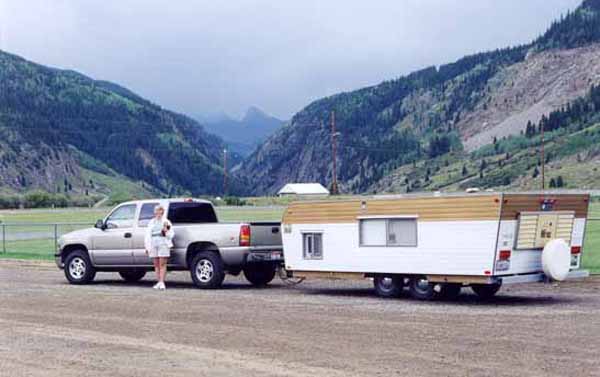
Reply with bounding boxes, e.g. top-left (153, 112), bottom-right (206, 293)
top-left (223, 148), bottom-right (228, 197)
top-left (540, 123), bottom-right (545, 191)
top-left (330, 111), bottom-right (339, 195)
